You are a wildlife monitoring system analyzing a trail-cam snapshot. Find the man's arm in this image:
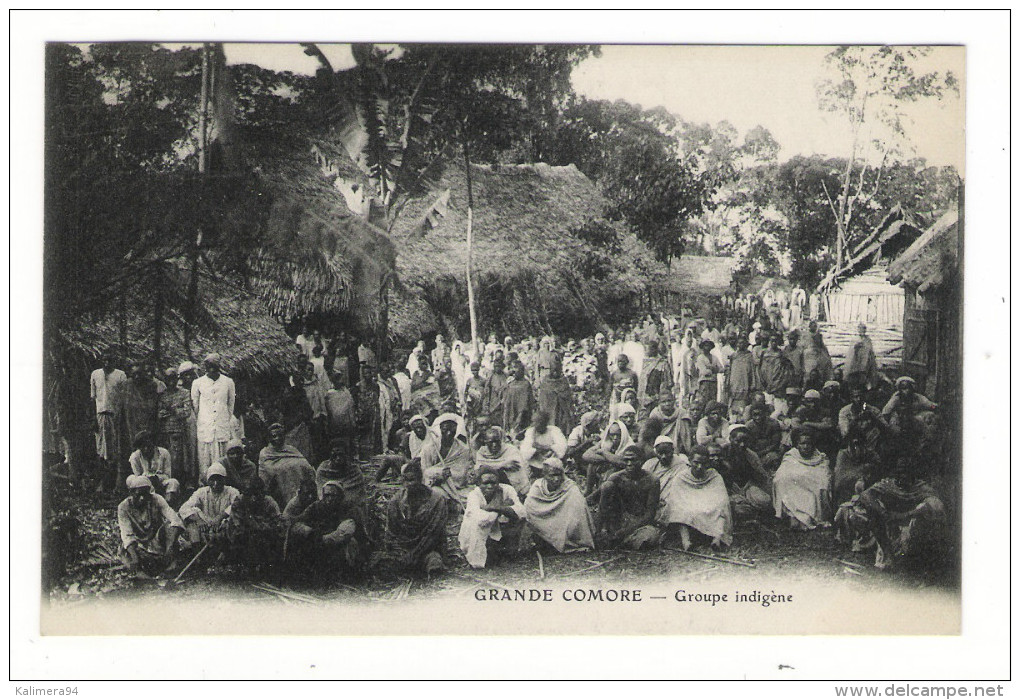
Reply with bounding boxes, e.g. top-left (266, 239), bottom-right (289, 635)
top-left (226, 377), bottom-right (236, 417)
top-left (191, 379), bottom-right (201, 414)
